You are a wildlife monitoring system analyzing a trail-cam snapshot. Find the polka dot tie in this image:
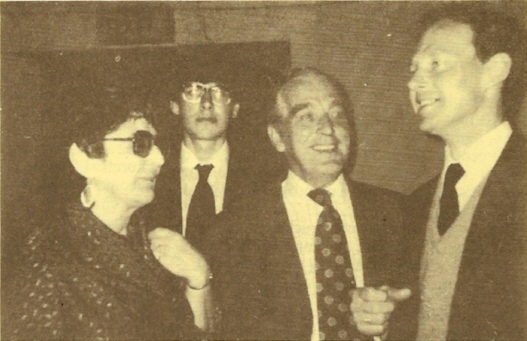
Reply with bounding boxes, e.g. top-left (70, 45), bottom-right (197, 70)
top-left (308, 188), bottom-right (355, 341)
